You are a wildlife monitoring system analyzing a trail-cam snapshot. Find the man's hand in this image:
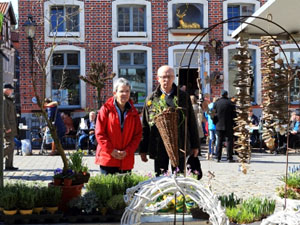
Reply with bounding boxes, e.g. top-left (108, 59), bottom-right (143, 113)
top-left (5, 129), bottom-right (11, 133)
top-left (291, 130), bottom-right (297, 135)
top-left (140, 153), bottom-right (148, 162)
top-left (192, 148), bottom-right (199, 157)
